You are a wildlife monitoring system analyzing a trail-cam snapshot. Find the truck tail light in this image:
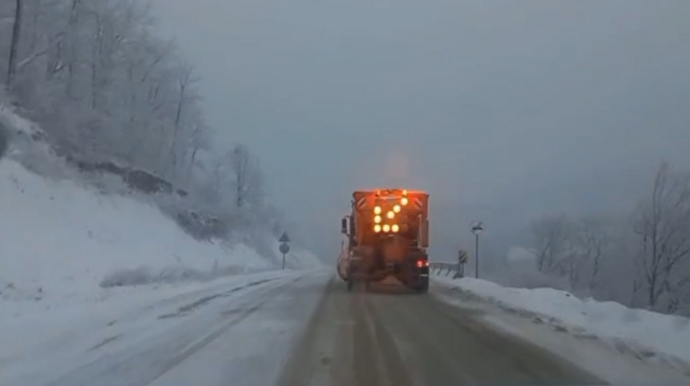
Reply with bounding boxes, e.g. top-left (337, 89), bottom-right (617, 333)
top-left (416, 260), bottom-right (429, 268)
